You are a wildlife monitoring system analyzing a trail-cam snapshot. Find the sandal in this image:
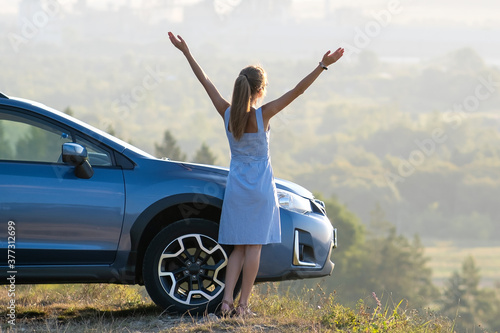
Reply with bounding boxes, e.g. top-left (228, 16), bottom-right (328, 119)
top-left (219, 299), bottom-right (235, 317)
top-left (236, 303), bottom-right (256, 318)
